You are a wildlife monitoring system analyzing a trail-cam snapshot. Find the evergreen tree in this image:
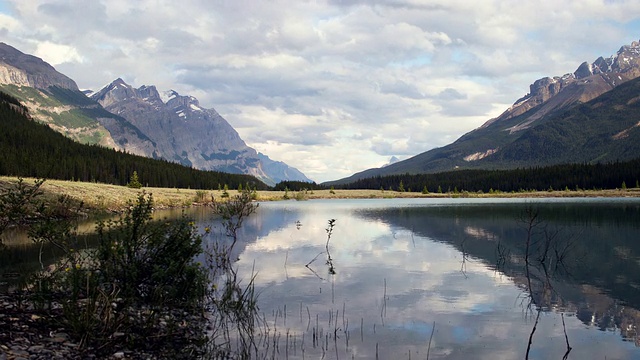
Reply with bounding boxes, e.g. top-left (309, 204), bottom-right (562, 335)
top-left (127, 171), bottom-right (142, 189)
